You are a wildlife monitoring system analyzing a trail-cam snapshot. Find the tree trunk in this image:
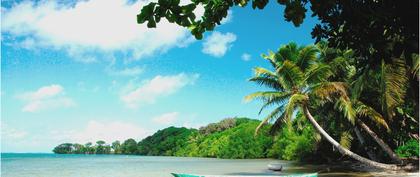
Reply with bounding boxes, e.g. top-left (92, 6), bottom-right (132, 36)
top-left (302, 105), bottom-right (399, 170)
top-left (357, 119), bottom-right (403, 164)
top-left (354, 127), bottom-right (379, 161)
